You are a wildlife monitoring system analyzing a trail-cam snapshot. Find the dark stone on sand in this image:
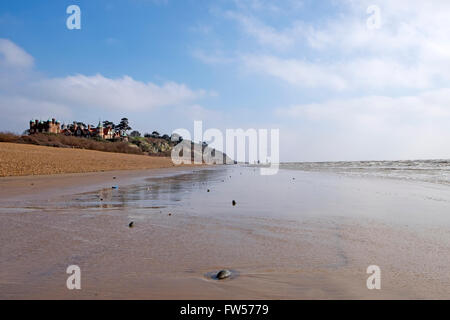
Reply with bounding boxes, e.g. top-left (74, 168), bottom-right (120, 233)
top-left (113, 177), bottom-right (116, 179)
top-left (129, 221), bottom-right (134, 228)
top-left (216, 269), bottom-right (232, 280)
top-left (168, 213), bottom-right (172, 216)
top-left (207, 189), bottom-right (210, 192)
top-left (232, 200), bottom-right (236, 206)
